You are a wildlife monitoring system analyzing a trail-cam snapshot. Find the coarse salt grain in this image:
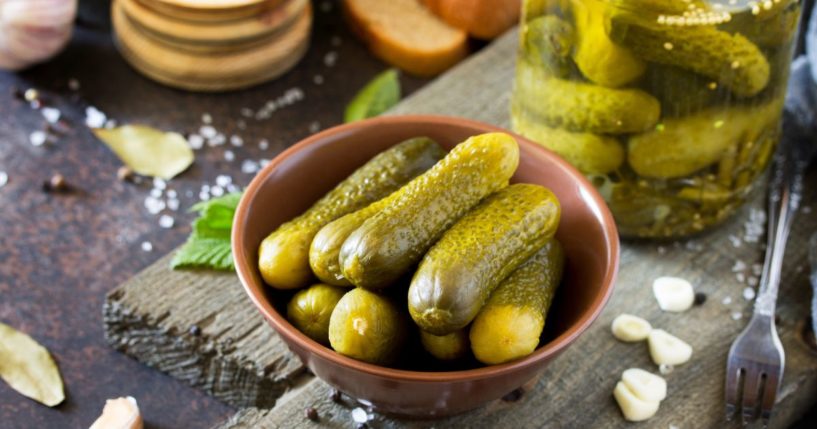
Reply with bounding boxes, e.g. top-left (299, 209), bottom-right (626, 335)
top-left (736, 273), bottom-right (745, 283)
top-left (351, 408), bottom-right (368, 423)
top-left (747, 277), bottom-right (758, 287)
top-left (144, 197), bottom-right (165, 214)
top-left (185, 190), bottom-right (194, 198)
top-left (188, 134), bottom-right (204, 150)
top-left (242, 160), bottom-right (259, 174)
top-left (200, 125), bottom-right (217, 139)
top-left (199, 192), bottom-right (210, 201)
top-left (731, 311), bottom-right (743, 320)
top-left (0, 171), bottom-right (7, 188)
top-left (313, 75), bottom-right (324, 85)
top-left (743, 287), bottom-right (756, 300)
top-left (153, 177), bottom-right (166, 190)
top-left (68, 78), bottom-right (80, 91)
top-left (159, 214), bottom-right (175, 229)
top-left (804, 206), bottom-right (812, 214)
top-left (166, 189), bottom-right (177, 199)
top-left (657, 246), bottom-right (666, 255)
top-left (29, 130), bottom-right (47, 146)
top-left (216, 175), bottom-right (232, 187)
top-left (732, 260), bottom-right (746, 272)
top-left (167, 199), bottom-right (180, 211)
top-left (237, 120), bottom-right (246, 130)
top-left (208, 133), bottom-right (226, 146)
top-left (309, 121), bottom-right (321, 133)
top-left (105, 119), bottom-right (117, 129)
top-left (224, 150), bottom-right (235, 161)
top-left (141, 241), bottom-right (153, 252)
top-left (659, 364), bottom-right (674, 375)
top-left (230, 135), bottom-right (243, 147)
top-left (85, 106), bottom-right (107, 128)
top-left (240, 108), bottom-right (253, 118)
top-left (226, 184), bottom-right (239, 193)
top-left (259, 139), bottom-right (269, 150)
top-left (41, 107), bottom-right (60, 124)
top-left (722, 296), bottom-right (732, 305)
top-left (211, 185), bottom-right (225, 197)
top-left (202, 113), bottom-right (212, 124)
top-left (150, 188), bottom-right (162, 198)
top-left (324, 51), bottom-right (338, 67)
top-left (752, 263), bottom-right (762, 276)
top-left (728, 235), bottom-right (742, 248)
